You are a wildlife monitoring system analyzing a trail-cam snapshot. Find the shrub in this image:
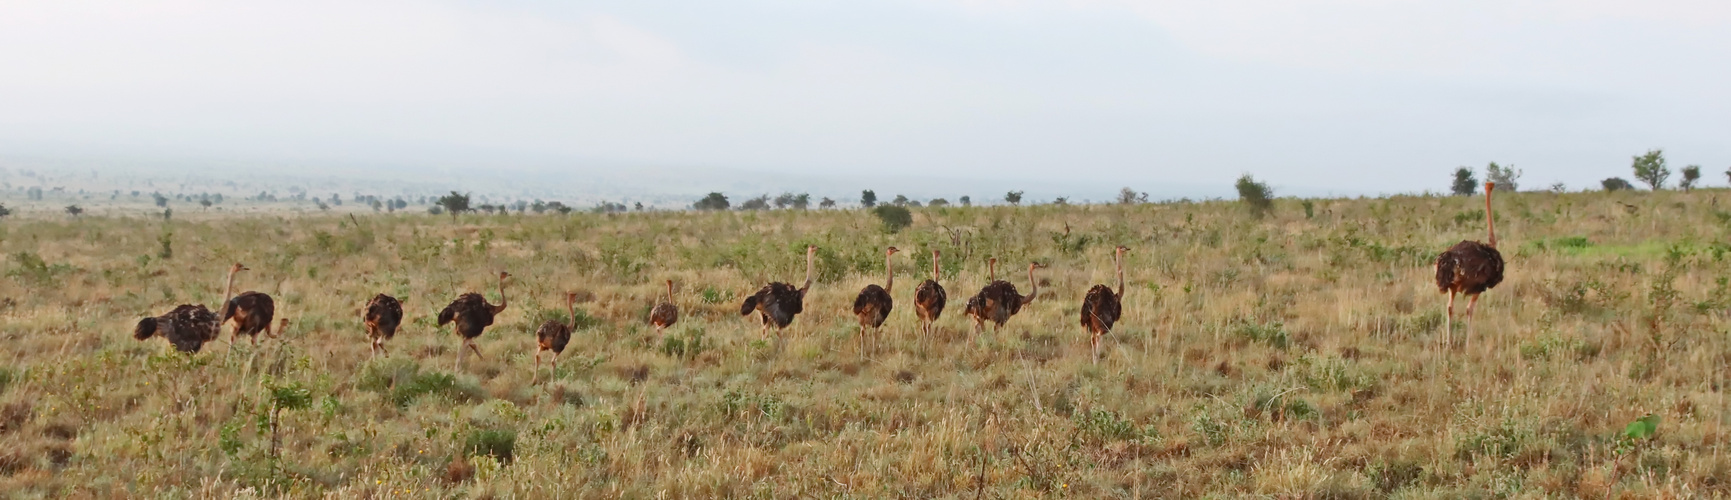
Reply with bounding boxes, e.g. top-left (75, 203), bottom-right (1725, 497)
top-left (692, 192), bottom-right (728, 210)
top-left (1004, 191), bottom-right (1023, 206)
top-left (437, 192), bottom-right (471, 220)
top-left (738, 195), bottom-right (770, 211)
top-left (1234, 174), bottom-right (1274, 218)
top-left (464, 428), bottom-right (517, 463)
top-left (872, 205), bottom-right (913, 233)
top-left (860, 190), bottom-right (877, 208)
top-left (1681, 165), bottom-right (1701, 191)
top-left (1486, 162), bottom-right (1522, 191)
top-left (1602, 178), bottom-right (1634, 191)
